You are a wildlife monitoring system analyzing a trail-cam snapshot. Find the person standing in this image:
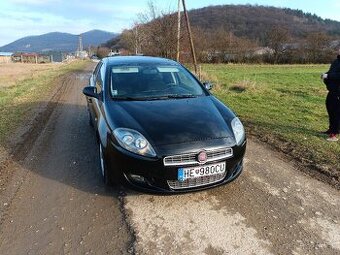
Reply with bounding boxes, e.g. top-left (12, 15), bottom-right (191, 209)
top-left (321, 49), bottom-right (340, 142)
